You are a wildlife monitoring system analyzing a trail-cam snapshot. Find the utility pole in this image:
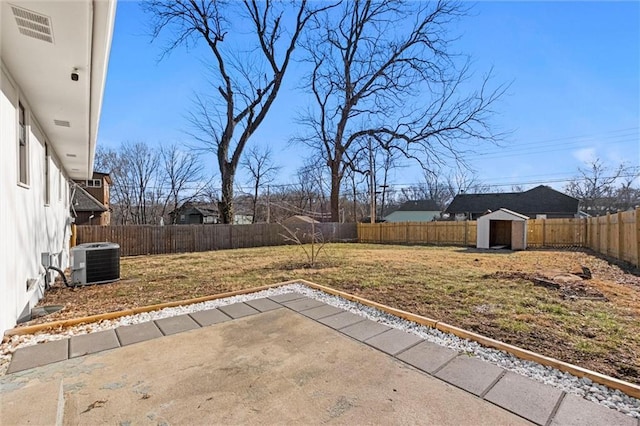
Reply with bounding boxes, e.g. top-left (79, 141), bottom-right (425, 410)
top-left (266, 185), bottom-right (270, 223)
top-left (379, 184), bottom-right (389, 220)
top-left (368, 138), bottom-right (376, 224)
